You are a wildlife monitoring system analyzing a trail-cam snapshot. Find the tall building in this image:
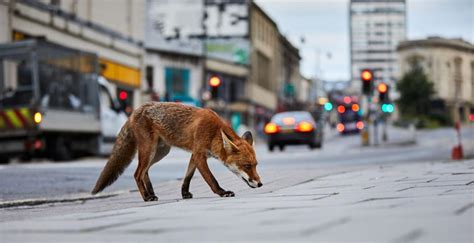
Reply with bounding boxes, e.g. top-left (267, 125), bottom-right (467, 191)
top-left (349, 0), bottom-right (406, 95)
